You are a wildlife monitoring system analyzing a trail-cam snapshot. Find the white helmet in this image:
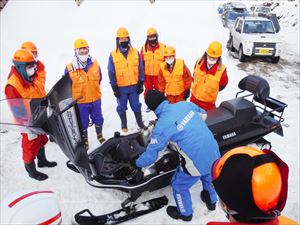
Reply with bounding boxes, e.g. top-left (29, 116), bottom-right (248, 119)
top-left (1, 190), bottom-right (62, 224)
